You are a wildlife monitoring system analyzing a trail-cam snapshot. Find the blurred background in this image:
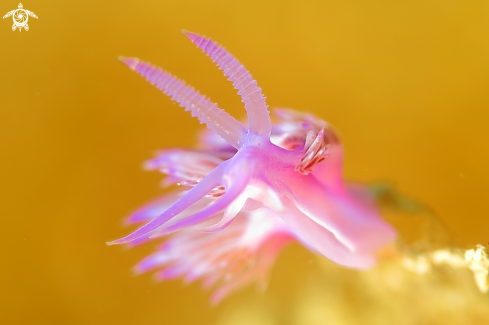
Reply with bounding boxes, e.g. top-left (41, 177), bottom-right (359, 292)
top-left (1, 0), bottom-right (488, 324)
